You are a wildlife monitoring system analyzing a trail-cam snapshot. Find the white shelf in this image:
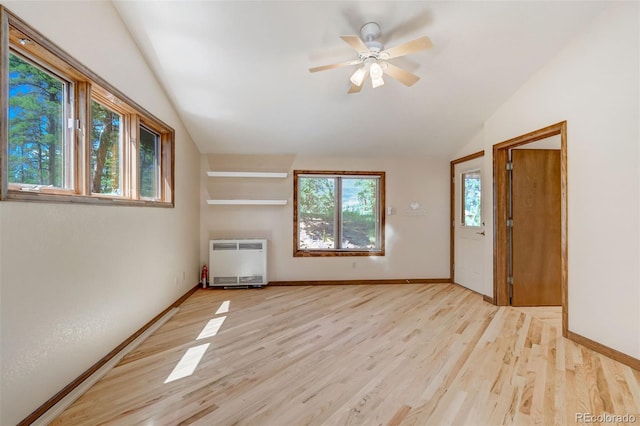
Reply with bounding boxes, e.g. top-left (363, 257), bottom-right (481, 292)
top-left (207, 171), bottom-right (288, 178)
top-left (207, 199), bottom-right (287, 206)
